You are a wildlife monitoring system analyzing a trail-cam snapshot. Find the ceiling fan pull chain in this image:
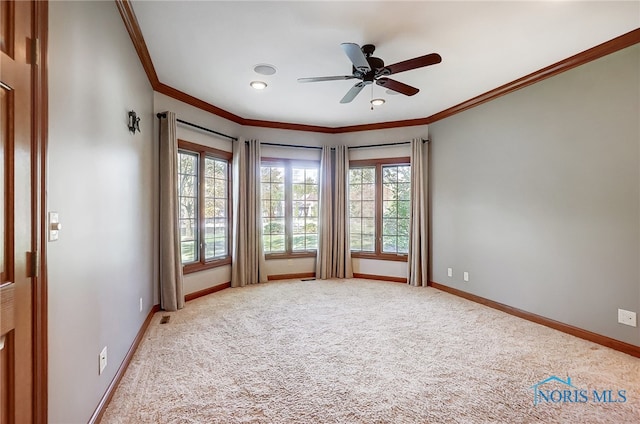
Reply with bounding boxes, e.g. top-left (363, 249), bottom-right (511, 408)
top-left (370, 84), bottom-right (374, 110)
